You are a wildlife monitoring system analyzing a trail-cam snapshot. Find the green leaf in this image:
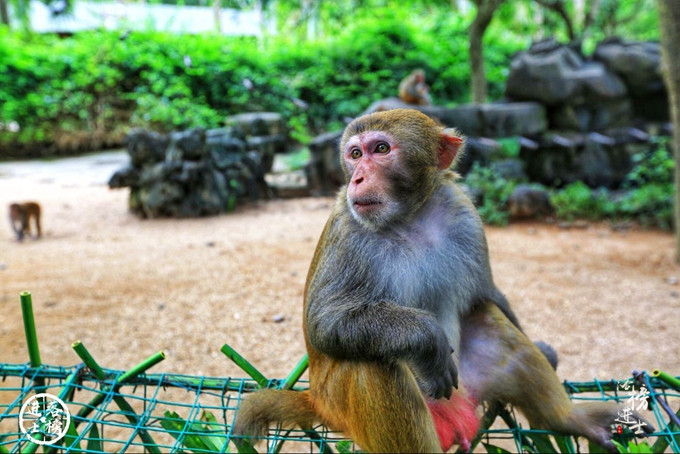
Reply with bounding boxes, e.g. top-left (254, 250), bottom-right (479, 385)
top-left (553, 434), bottom-right (576, 453)
top-left (160, 411), bottom-right (211, 452)
top-left (86, 423), bottom-right (102, 453)
top-left (336, 440), bottom-right (353, 453)
top-left (524, 433), bottom-right (558, 453)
